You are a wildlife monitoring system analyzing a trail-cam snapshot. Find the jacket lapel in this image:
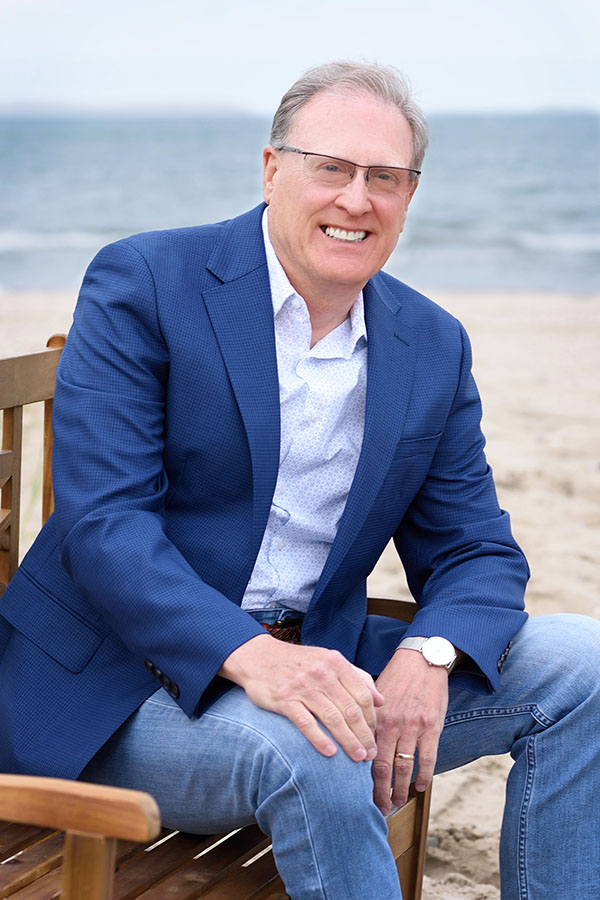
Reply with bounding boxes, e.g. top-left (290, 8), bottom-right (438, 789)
top-left (201, 206), bottom-right (281, 564)
top-left (310, 275), bottom-right (418, 606)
